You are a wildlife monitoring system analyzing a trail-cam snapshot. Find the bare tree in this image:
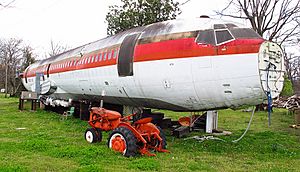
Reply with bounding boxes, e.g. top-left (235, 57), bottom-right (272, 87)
top-left (288, 54), bottom-right (300, 93)
top-left (48, 40), bottom-right (68, 57)
top-left (0, 0), bottom-right (16, 8)
top-left (21, 45), bottom-right (36, 71)
top-left (0, 38), bottom-right (37, 97)
top-left (217, 0), bottom-right (300, 46)
top-left (0, 38), bottom-right (23, 97)
top-left (0, 40), bottom-right (6, 93)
